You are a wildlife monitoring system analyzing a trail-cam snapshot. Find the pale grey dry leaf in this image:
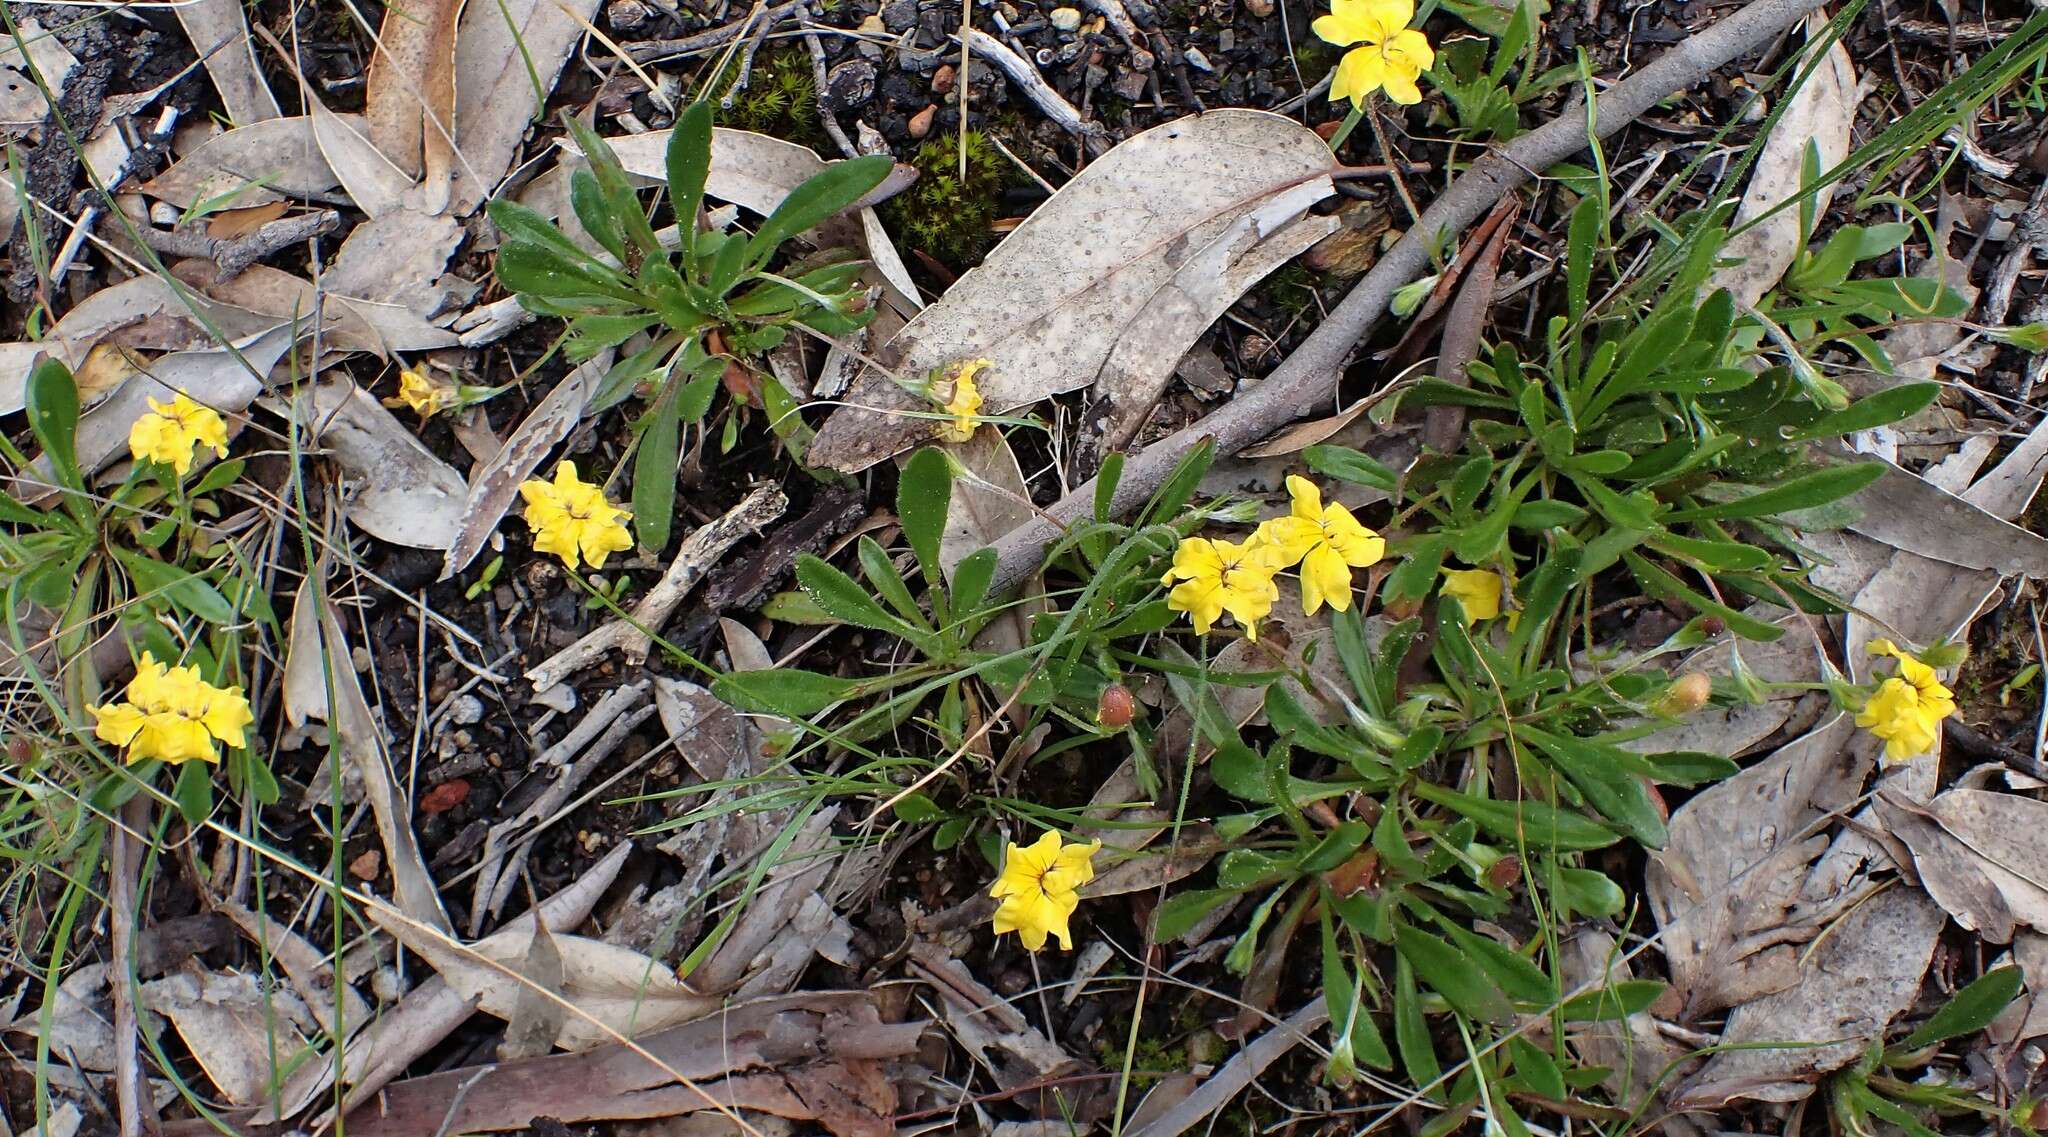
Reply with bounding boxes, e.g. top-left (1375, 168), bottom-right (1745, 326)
top-left (140, 971), bottom-right (316, 1105)
top-left (1124, 997), bottom-right (1329, 1137)
top-left (497, 916), bottom-right (567, 1059)
top-left (1706, 16), bottom-right (1855, 307)
top-left (0, 22), bottom-right (74, 131)
top-left (1646, 717), bottom-right (1867, 1019)
top-left (139, 116), bottom-right (343, 209)
top-left (216, 901), bottom-right (373, 1037)
top-left (692, 807), bottom-right (842, 995)
top-left (174, 262), bottom-right (460, 356)
top-left (0, 963), bottom-right (114, 1071)
top-left (309, 95), bottom-right (415, 218)
top-left (908, 941), bottom-right (1080, 1091)
top-left (1843, 458), bottom-right (2048, 578)
top-left (363, 914), bottom-right (719, 1053)
top-left (1989, 932), bottom-right (2048, 1050)
top-left (363, 0), bottom-right (463, 186)
top-left (808, 109), bottom-right (1340, 474)
top-left (1885, 789), bottom-right (2048, 944)
top-left (320, 209), bottom-right (468, 318)
top-left (449, 0), bottom-right (602, 213)
top-left (440, 355), bottom-right (599, 578)
top-left (1673, 886), bottom-right (1944, 1107)
top-left (173, 0), bottom-right (279, 125)
top-left (300, 379), bottom-right (469, 549)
